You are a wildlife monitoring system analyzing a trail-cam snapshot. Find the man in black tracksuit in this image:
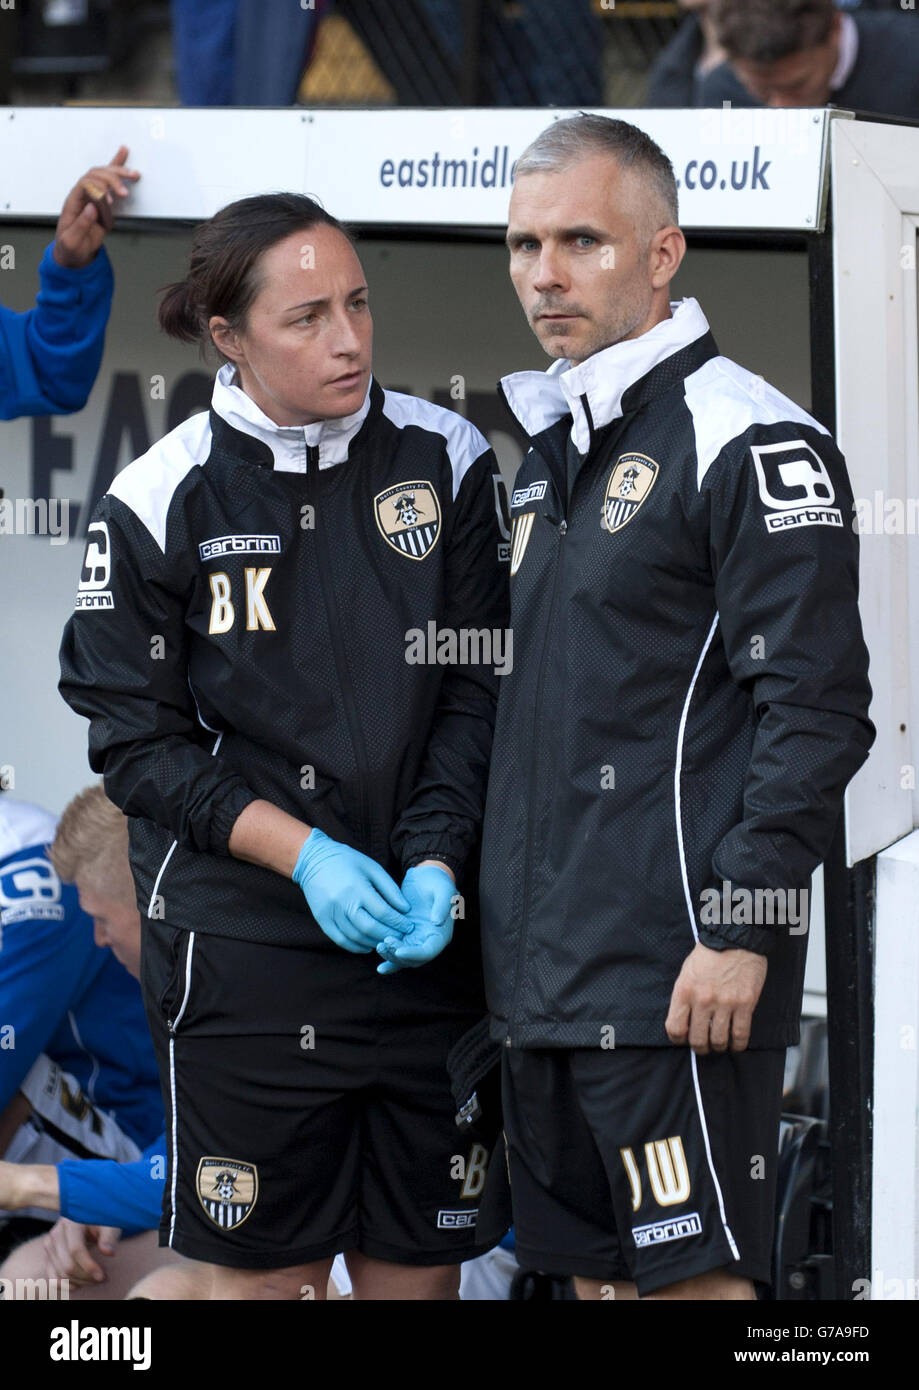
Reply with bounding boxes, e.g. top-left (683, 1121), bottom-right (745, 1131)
top-left (479, 115), bottom-right (874, 1299)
